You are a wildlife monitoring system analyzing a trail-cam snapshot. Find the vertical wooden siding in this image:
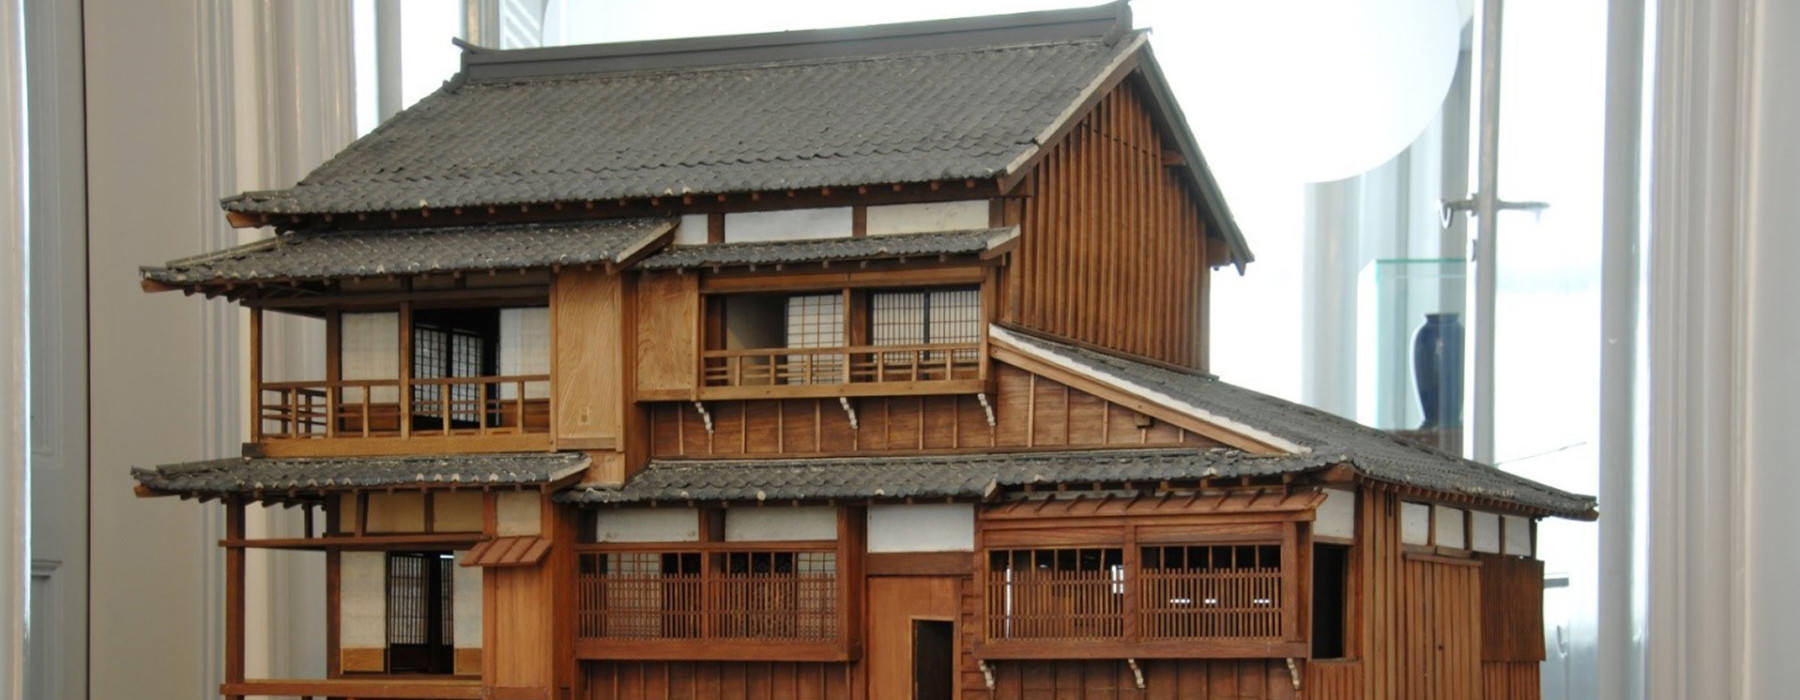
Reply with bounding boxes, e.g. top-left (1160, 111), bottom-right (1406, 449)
top-left (976, 659), bottom-right (1295, 700)
top-left (1397, 557), bottom-right (1483, 700)
top-left (646, 365), bottom-right (1222, 458)
top-left (1478, 553), bottom-right (1546, 663)
top-left (583, 661), bottom-right (857, 700)
top-left (1305, 660), bottom-right (1362, 700)
top-left (1007, 78), bottom-right (1211, 370)
top-left (1357, 489), bottom-right (1402, 700)
top-left (1480, 661), bottom-right (1542, 700)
